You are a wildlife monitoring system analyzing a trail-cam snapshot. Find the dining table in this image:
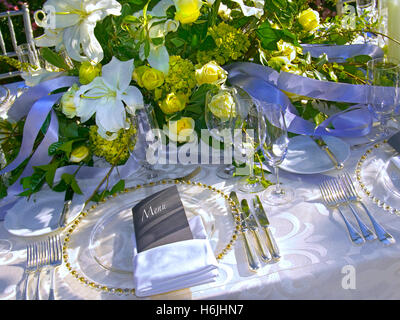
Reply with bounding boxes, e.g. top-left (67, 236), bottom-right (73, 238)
top-left (2, 82), bottom-right (400, 301)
